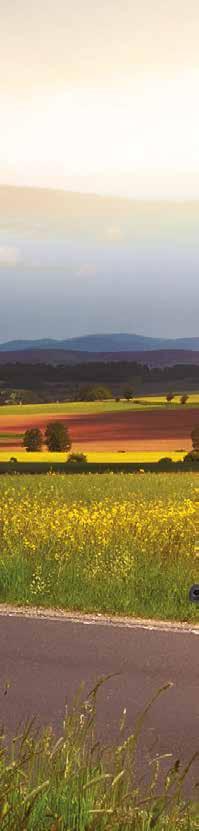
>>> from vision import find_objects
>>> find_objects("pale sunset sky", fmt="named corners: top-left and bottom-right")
top-left (0, 1), bottom-right (199, 341)
top-left (1, 0), bottom-right (199, 198)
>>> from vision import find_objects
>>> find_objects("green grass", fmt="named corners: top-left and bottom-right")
top-left (0, 678), bottom-right (198, 829)
top-left (1, 394), bottom-right (199, 416)
top-left (0, 472), bottom-right (198, 623)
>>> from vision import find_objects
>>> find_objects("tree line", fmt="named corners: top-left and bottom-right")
top-left (1, 360), bottom-right (199, 391)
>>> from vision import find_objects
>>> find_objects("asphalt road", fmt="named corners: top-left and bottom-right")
top-left (0, 614), bottom-right (198, 795)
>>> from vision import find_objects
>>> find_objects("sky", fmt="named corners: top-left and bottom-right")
top-left (0, 1), bottom-right (199, 341)
top-left (0, 189), bottom-right (199, 341)
top-left (1, 0), bottom-right (199, 198)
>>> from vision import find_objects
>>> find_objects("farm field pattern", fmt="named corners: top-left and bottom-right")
top-left (1, 399), bottom-right (199, 454)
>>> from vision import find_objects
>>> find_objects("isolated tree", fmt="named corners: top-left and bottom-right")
top-left (45, 421), bottom-right (72, 452)
top-left (166, 393), bottom-right (175, 402)
top-left (23, 427), bottom-right (43, 452)
top-left (123, 386), bottom-right (134, 401)
top-left (181, 394), bottom-right (189, 405)
top-left (191, 426), bottom-right (199, 452)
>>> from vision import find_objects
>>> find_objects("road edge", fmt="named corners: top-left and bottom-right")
top-left (0, 603), bottom-right (198, 634)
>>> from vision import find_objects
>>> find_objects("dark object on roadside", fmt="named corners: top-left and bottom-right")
top-left (189, 584), bottom-right (199, 602)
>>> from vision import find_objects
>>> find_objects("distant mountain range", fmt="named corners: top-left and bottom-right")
top-left (1, 334), bottom-right (199, 353)
top-left (0, 336), bottom-right (199, 369)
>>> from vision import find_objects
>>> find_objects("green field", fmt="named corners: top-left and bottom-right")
top-left (0, 392), bottom-right (199, 416)
top-left (0, 472), bottom-right (198, 623)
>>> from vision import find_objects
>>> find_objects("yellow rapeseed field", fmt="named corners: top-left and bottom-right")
top-left (0, 473), bottom-right (197, 618)
top-left (0, 450), bottom-right (186, 462)
top-left (0, 477), bottom-right (196, 578)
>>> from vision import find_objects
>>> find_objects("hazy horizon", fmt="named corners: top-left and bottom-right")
top-left (2, 181), bottom-right (199, 203)
top-left (1, 2), bottom-right (199, 339)
top-left (0, 186), bottom-right (199, 342)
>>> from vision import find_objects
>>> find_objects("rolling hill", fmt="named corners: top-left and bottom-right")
top-left (1, 334), bottom-right (199, 353)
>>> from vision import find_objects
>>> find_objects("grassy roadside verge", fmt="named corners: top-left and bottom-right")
top-left (0, 679), bottom-right (198, 829)
top-left (0, 555), bottom-right (197, 622)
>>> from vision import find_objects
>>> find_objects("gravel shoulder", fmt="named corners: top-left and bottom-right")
top-left (0, 602), bottom-right (198, 633)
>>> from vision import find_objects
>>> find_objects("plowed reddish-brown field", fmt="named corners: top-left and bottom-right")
top-left (1, 408), bottom-right (199, 451)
